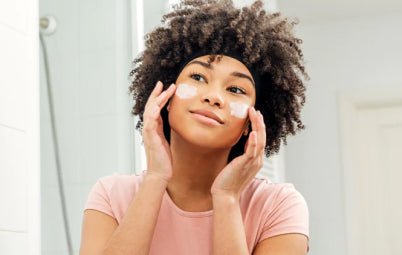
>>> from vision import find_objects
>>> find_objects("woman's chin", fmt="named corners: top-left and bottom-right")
top-left (183, 132), bottom-right (239, 150)
top-left (170, 124), bottom-right (242, 149)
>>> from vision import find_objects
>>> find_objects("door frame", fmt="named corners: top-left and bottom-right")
top-left (338, 87), bottom-right (402, 255)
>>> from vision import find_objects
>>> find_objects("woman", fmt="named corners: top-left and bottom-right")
top-left (80, 0), bottom-right (310, 254)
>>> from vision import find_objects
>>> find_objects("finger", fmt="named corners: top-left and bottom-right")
top-left (143, 105), bottom-right (160, 133)
top-left (252, 107), bottom-right (261, 136)
top-left (243, 107), bottom-right (259, 159)
top-left (155, 83), bottom-right (176, 107)
top-left (256, 111), bottom-right (266, 153)
top-left (252, 131), bottom-right (258, 158)
top-left (145, 83), bottom-right (174, 120)
top-left (244, 131), bottom-right (258, 160)
top-left (249, 107), bottom-right (258, 134)
top-left (149, 81), bottom-right (163, 100)
top-left (149, 84), bottom-right (175, 127)
top-left (259, 112), bottom-right (266, 145)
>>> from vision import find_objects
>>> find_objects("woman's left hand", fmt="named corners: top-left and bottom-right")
top-left (210, 106), bottom-right (266, 200)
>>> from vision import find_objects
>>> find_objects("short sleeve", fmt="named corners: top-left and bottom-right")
top-left (258, 185), bottom-right (310, 251)
top-left (83, 174), bottom-right (118, 219)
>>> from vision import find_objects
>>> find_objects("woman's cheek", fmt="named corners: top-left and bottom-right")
top-left (173, 83), bottom-right (250, 125)
top-left (229, 101), bottom-right (249, 119)
top-left (175, 83), bottom-right (198, 99)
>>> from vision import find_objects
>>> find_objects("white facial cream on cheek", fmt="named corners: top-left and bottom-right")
top-left (229, 102), bottom-right (250, 118)
top-left (175, 83), bottom-right (198, 99)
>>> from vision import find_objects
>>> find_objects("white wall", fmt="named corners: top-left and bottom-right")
top-left (282, 11), bottom-right (402, 255)
top-left (0, 0), bottom-right (41, 254)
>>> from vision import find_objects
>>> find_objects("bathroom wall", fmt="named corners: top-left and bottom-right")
top-left (39, 0), bottom-right (135, 254)
top-left (0, 0), bottom-right (40, 254)
top-left (278, 3), bottom-right (402, 254)
top-left (37, 0), bottom-right (296, 254)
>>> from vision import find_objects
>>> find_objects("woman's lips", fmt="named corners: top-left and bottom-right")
top-left (191, 112), bottom-right (222, 126)
top-left (190, 109), bottom-right (224, 124)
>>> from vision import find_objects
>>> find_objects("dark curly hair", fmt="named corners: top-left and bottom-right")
top-left (128, 0), bottom-right (310, 163)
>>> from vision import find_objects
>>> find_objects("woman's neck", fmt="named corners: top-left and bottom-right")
top-left (167, 130), bottom-right (231, 199)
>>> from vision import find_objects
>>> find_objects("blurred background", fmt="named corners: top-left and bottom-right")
top-left (1, 0), bottom-right (401, 254)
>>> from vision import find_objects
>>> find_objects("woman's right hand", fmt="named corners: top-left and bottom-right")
top-left (142, 80), bottom-right (176, 183)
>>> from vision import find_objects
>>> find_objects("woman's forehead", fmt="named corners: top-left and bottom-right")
top-left (185, 55), bottom-right (253, 76)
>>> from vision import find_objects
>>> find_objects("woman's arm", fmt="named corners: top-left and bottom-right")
top-left (212, 194), bottom-right (249, 255)
top-left (101, 173), bottom-right (168, 255)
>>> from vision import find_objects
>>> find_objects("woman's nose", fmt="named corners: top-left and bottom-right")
top-left (201, 88), bottom-right (225, 107)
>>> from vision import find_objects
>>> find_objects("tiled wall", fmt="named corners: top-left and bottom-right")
top-left (281, 9), bottom-right (402, 255)
top-left (38, 0), bottom-right (282, 254)
top-left (39, 0), bottom-right (136, 254)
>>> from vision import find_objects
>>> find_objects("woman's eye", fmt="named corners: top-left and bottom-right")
top-left (190, 72), bottom-right (245, 94)
top-left (190, 73), bottom-right (206, 82)
top-left (228, 86), bottom-right (246, 94)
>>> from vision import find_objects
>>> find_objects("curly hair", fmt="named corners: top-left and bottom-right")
top-left (128, 0), bottom-right (310, 163)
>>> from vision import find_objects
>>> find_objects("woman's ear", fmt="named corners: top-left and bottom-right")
top-left (243, 127), bottom-right (249, 136)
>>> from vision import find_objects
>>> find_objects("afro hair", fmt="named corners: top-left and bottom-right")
top-left (128, 0), bottom-right (310, 163)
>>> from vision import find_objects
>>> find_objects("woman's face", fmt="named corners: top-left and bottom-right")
top-left (167, 55), bottom-right (256, 149)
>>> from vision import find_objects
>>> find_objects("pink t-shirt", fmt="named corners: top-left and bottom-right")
top-left (84, 170), bottom-right (310, 254)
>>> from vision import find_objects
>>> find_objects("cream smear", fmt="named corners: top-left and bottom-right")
top-left (175, 83), bottom-right (198, 99)
top-left (229, 102), bottom-right (249, 118)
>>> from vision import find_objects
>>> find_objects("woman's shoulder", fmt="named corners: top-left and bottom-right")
top-left (84, 170), bottom-right (148, 223)
top-left (88, 170), bottom-right (147, 202)
top-left (243, 177), bottom-right (306, 208)
top-left (97, 169), bottom-right (147, 192)
top-left (248, 177), bottom-right (298, 195)
top-left (98, 169), bottom-right (147, 181)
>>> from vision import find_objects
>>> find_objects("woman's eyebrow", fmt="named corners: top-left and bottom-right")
top-left (187, 60), bottom-right (255, 87)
